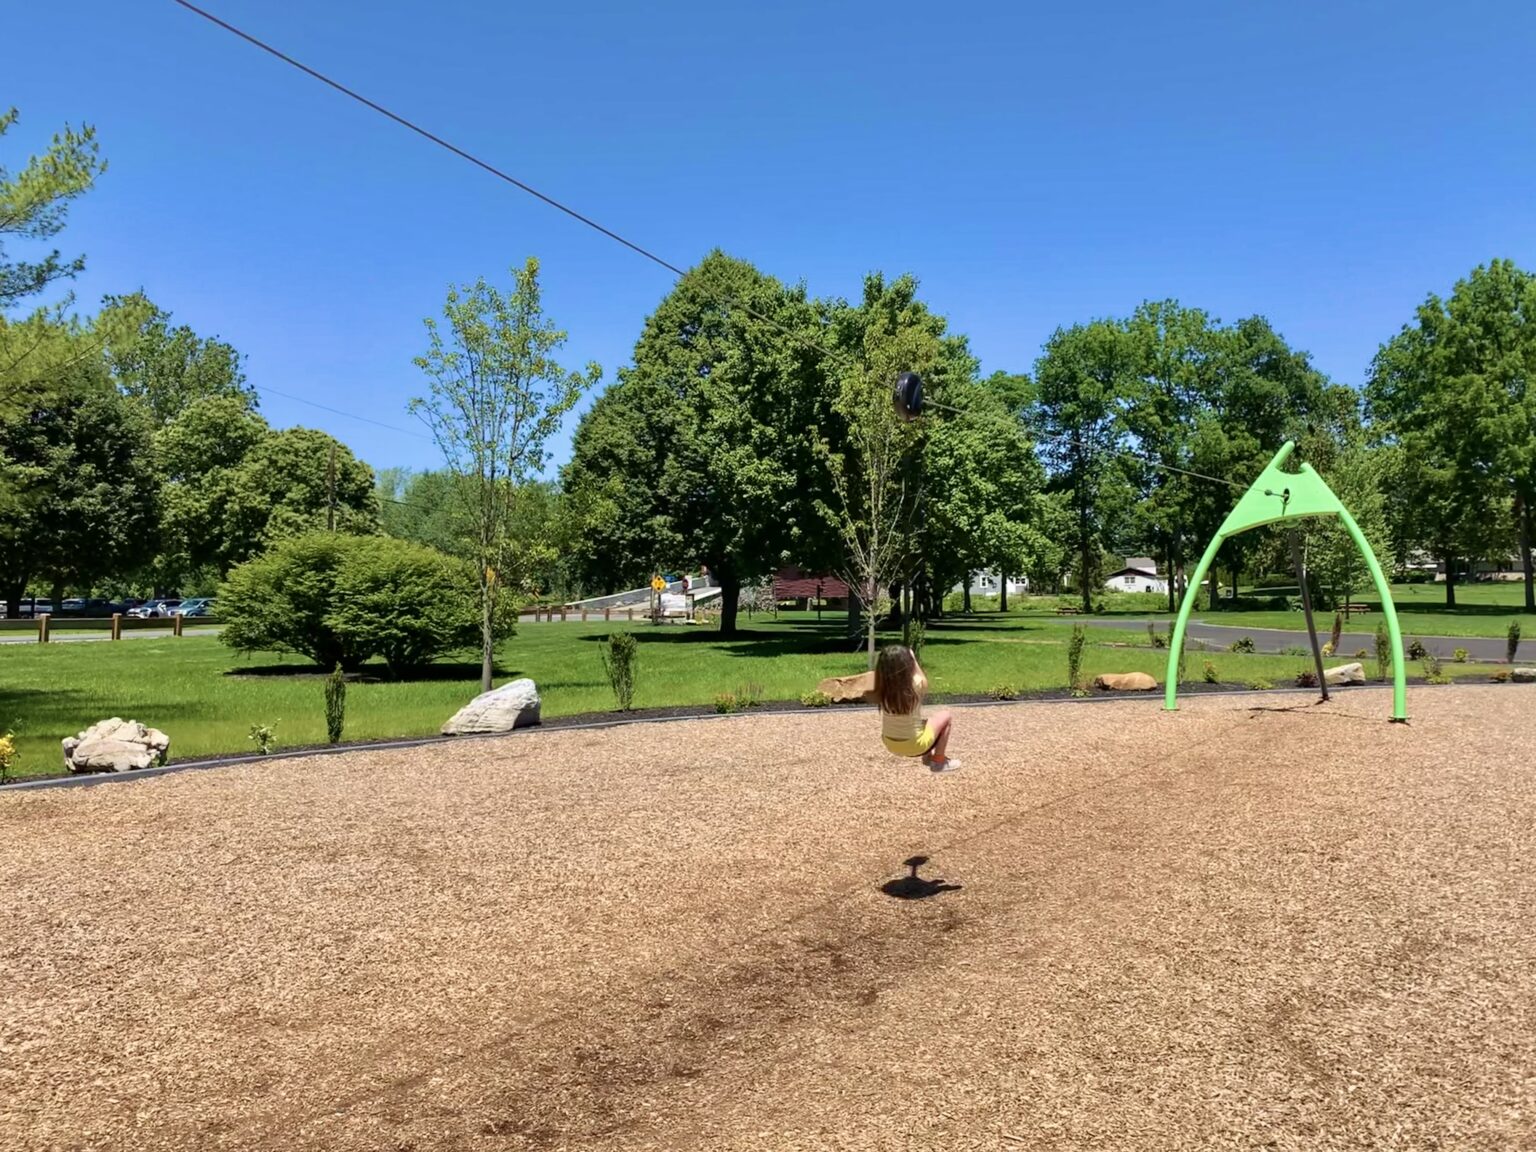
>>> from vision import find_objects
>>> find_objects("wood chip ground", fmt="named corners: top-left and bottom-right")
top-left (2, 687), bottom-right (1533, 1150)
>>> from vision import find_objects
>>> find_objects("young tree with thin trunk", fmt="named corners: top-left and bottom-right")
top-left (411, 258), bottom-right (599, 692)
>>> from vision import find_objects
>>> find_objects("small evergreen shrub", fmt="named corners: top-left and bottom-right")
top-left (800, 690), bottom-right (831, 707)
top-left (1229, 636), bottom-right (1256, 654)
top-left (1452, 647), bottom-right (1469, 664)
top-left (1246, 678), bottom-right (1275, 691)
top-left (324, 664), bottom-right (346, 745)
top-left (987, 682), bottom-right (1019, 701)
top-left (1406, 638), bottom-right (1428, 661)
top-left (1490, 669), bottom-right (1510, 683)
top-left (1068, 624), bottom-right (1086, 690)
top-left (601, 631), bottom-right (640, 711)
top-left (713, 693), bottom-right (741, 714)
top-left (0, 730), bottom-right (17, 784)
top-left (1295, 669), bottom-right (1319, 688)
top-left (1202, 660), bottom-right (1219, 684)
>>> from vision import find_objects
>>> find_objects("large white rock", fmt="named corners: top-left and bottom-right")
top-left (441, 679), bottom-right (542, 735)
top-left (1512, 667), bottom-right (1536, 683)
top-left (1324, 662), bottom-right (1367, 686)
top-left (63, 718), bottom-right (170, 773)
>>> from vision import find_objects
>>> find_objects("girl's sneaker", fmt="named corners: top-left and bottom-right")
top-left (928, 756), bottom-right (963, 773)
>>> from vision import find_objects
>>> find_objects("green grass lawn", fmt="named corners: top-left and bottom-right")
top-left (0, 613), bottom-right (1487, 780)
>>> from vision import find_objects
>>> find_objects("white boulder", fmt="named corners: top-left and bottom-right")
top-left (1512, 668), bottom-right (1536, 683)
top-left (63, 718), bottom-right (170, 773)
top-left (1324, 662), bottom-right (1367, 686)
top-left (441, 678), bottom-right (542, 735)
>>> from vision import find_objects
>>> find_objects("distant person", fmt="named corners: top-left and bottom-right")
top-left (873, 644), bottom-right (961, 772)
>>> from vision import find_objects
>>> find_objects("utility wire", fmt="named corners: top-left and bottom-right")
top-left (251, 384), bottom-right (434, 440)
top-left (169, 0), bottom-right (855, 375)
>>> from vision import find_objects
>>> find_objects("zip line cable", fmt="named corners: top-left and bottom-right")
top-left (169, 0), bottom-right (856, 378)
top-left (170, 1), bottom-right (1252, 496)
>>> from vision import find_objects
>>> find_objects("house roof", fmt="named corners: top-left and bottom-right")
top-left (1124, 557), bottom-right (1157, 574)
top-left (1107, 567), bottom-right (1165, 580)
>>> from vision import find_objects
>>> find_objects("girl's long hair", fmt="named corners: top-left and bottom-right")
top-left (874, 645), bottom-right (920, 715)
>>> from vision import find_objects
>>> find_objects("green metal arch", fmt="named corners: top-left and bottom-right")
top-left (1163, 441), bottom-right (1407, 721)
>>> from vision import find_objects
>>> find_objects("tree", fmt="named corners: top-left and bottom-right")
top-left (410, 257), bottom-right (599, 692)
top-left (232, 427), bottom-right (378, 548)
top-left (1032, 320), bottom-right (1136, 611)
top-left (1367, 260), bottom-right (1534, 609)
top-left (817, 273), bottom-right (969, 663)
top-left (107, 299), bottom-right (253, 423)
top-left (0, 363), bottom-right (158, 615)
top-left (0, 108), bottom-right (104, 313)
top-left (1304, 444), bottom-right (1392, 610)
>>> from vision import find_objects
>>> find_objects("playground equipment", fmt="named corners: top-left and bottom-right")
top-left (893, 373), bottom-right (1407, 722)
top-left (1162, 441), bottom-right (1407, 721)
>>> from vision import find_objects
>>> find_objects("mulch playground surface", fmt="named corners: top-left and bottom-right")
top-left (2, 686), bottom-right (1532, 1151)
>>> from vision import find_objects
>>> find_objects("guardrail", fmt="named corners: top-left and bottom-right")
top-left (0, 614), bottom-right (219, 642)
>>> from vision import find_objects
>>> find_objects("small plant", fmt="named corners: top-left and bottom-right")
top-left (1406, 638), bottom-right (1428, 661)
top-left (249, 723), bottom-right (276, 755)
top-left (987, 682), bottom-right (1020, 701)
top-left (1229, 636), bottom-right (1256, 654)
top-left (1321, 641), bottom-right (1335, 657)
top-left (713, 693), bottom-right (741, 714)
top-left (1145, 621), bottom-right (1157, 647)
top-left (1295, 669), bottom-right (1319, 688)
top-left (324, 664), bottom-right (347, 745)
top-left (1422, 653), bottom-right (1449, 684)
top-left (1452, 647), bottom-right (1469, 664)
top-left (1355, 648), bottom-right (1369, 659)
top-left (1375, 621), bottom-right (1391, 682)
top-left (1067, 623), bottom-right (1086, 691)
top-left (799, 690), bottom-right (831, 707)
top-left (736, 682), bottom-right (765, 708)
top-left (1202, 660), bottom-right (1219, 684)
top-left (1246, 678), bottom-right (1275, 691)
top-left (0, 730), bottom-right (17, 784)
top-left (1508, 621), bottom-right (1522, 664)
top-left (1490, 669), bottom-right (1511, 683)
top-left (601, 631), bottom-right (640, 712)
top-left (1281, 645), bottom-right (1308, 657)
top-left (904, 617), bottom-right (926, 659)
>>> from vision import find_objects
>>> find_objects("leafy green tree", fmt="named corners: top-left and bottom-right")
top-left (1304, 443), bottom-right (1392, 610)
top-left (564, 251), bottom-right (827, 635)
top-left (0, 107), bottom-right (104, 312)
top-left (411, 257), bottom-right (598, 691)
top-left (233, 426), bottom-right (378, 546)
top-left (1032, 319), bottom-right (1135, 611)
top-left (1367, 259), bottom-right (1534, 609)
top-left (107, 298), bottom-right (253, 423)
top-left (0, 365), bottom-right (158, 615)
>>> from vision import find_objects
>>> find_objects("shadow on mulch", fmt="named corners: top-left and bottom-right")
top-left (880, 855), bottom-right (962, 900)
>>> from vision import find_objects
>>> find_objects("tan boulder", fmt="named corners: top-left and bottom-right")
top-left (817, 671), bottom-right (877, 704)
top-left (1324, 662), bottom-right (1367, 686)
top-left (1093, 672), bottom-right (1157, 692)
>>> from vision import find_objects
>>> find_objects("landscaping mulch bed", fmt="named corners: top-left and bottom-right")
top-left (3, 685), bottom-right (1533, 1150)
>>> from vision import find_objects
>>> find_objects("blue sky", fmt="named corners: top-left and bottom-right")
top-left (9, 1), bottom-right (1536, 476)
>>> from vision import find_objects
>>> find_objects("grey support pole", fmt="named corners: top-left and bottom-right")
top-left (1288, 529), bottom-right (1329, 702)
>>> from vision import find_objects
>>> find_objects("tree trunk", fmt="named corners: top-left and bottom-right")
top-left (1080, 542), bottom-right (1093, 614)
top-left (717, 566), bottom-right (741, 637)
top-left (50, 578), bottom-right (66, 615)
top-left (1444, 554), bottom-right (1457, 608)
top-left (479, 577), bottom-right (495, 693)
top-left (1519, 493), bottom-right (1535, 613)
top-left (866, 577), bottom-right (878, 669)
top-left (962, 575), bottom-right (972, 615)
top-left (999, 573), bottom-right (1008, 613)
top-left (3, 580), bottom-right (25, 619)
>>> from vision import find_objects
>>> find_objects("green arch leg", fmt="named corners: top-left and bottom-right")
top-left (1164, 532), bottom-right (1225, 710)
top-left (1339, 507), bottom-right (1407, 721)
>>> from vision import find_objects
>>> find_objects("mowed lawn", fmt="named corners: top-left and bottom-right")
top-left (1180, 580), bottom-right (1533, 638)
top-left (0, 612), bottom-right (1490, 779)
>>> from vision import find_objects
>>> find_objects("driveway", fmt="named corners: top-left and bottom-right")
top-left (1082, 618), bottom-right (1515, 662)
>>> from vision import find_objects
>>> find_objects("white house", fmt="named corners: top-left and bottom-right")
top-left (1105, 557), bottom-right (1168, 595)
top-left (955, 571), bottom-right (1030, 598)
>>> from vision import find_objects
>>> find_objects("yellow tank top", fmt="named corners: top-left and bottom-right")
top-left (879, 670), bottom-right (926, 740)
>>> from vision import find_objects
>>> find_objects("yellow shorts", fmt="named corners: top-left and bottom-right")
top-left (882, 724), bottom-right (937, 758)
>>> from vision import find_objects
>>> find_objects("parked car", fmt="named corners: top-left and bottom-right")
top-left (58, 598), bottom-right (115, 617)
top-left (172, 597), bottom-right (217, 618)
top-left (128, 599), bottom-right (182, 618)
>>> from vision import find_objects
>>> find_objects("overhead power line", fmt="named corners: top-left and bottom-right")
top-left (252, 384), bottom-right (434, 440)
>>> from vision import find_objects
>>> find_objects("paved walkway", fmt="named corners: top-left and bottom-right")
top-left (1081, 618), bottom-right (1515, 662)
